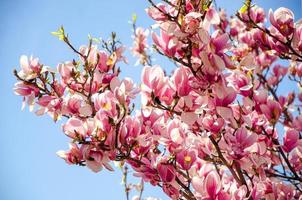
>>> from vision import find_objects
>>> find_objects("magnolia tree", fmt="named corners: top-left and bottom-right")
top-left (13, 0), bottom-right (302, 199)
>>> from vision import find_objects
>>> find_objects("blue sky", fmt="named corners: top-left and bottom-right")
top-left (0, 0), bottom-right (301, 200)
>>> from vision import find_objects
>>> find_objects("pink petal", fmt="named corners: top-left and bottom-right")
top-left (205, 171), bottom-right (220, 196)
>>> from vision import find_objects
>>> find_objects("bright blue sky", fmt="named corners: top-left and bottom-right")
top-left (0, 1), bottom-right (300, 200)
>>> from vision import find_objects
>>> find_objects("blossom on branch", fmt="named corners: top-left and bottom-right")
top-left (13, 0), bottom-right (302, 199)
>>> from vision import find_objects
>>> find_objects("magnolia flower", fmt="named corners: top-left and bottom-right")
top-left (119, 116), bottom-right (141, 145)
top-left (182, 12), bottom-right (201, 34)
top-left (141, 65), bottom-right (165, 99)
top-left (14, 82), bottom-right (39, 97)
top-left (131, 27), bottom-right (149, 57)
top-left (81, 145), bottom-right (114, 172)
top-left (269, 7), bottom-right (294, 36)
top-left (57, 61), bottom-right (74, 82)
top-left (152, 30), bottom-right (178, 57)
top-left (13, 3), bottom-right (302, 199)
top-left (192, 171), bottom-right (222, 198)
top-left (260, 99), bottom-right (282, 124)
top-left (225, 127), bottom-right (258, 159)
top-left (176, 150), bottom-right (196, 170)
top-left (283, 129), bottom-right (299, 152)
top-left (250, 6), bottom-right (265, 23)
top-left (157, 163), bottom-right (175, 183)
top-left (171, 66), bottom-right (191, 96)
top-left (14, 82), bottom-right (40, 111)
top-left (294, 62), bottom-right (302, 77)
top-left (293, 24), bottom-right (302, 51)
top-left (146, 3), bottom-right (167, 21)
top-left (79, 45), bottom-right (99, 65)
top-left (200, 51), bottom-right (226, 75)
top-left (212, 82), bottom-right (237, 106)
top-left (201, 114), bottom-right (224, 133)
top-left (56, 143), bottom-right (83, 165)
top-left (62, 117), bottom-right (89, 140)
top-left (93, 90), bottom-right (118, 117)
top-left (18, 55), bottom-right (41, 80)
top-left (203, 7), bottom-right (220, 31)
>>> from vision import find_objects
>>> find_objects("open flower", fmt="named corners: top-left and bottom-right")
top-left (62, 117), bottom-right (89, 140)
top-left (201, 114), bottom-right (224, 134)
top-left (157, 163), bottom-right (175, 183)
top-left (152, 30), bottom-right (178, 57)
top-left (17, 55), bottom-right (41, 80)
top-left (131, 27), bottom-right (149, 59)
top-left (171, 66), bottom-right (191, 96)
top-left (141, 65), bottom-right (166, 105)
top-left (269, 7), bottom-right (294, 36)
top-left (56, 143), bottom-right (83, 165)
top-left (81, 145), bottom-right (114, 172)
top-left (260, 98), bottom-right (282, 124)
top-left (283, 129), bottom-right (299, 152)
top-left (176, 150), bottom-right (196, 170)
top-left (182, 12), bottom-right (201, 34)
top-left (225, 127), bottom-right (258, 159)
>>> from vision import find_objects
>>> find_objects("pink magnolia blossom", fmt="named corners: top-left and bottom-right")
top-left (13, 2), bottom-right (302, 199)
top-left (182, 12), bottom-right (201, 34)
top-left (289, 147), bottom-right (302, 171)
top-left (14, 82), bottom-right (39, 97)
top-left (250, 6), bottom-right (266, 23)
top-left (56, 143), bottom-right (83, 165)
top-left (200, 51), bottom-right (226, 75)
top-left (269, 7), bottom-right (294, 36)
top-left (171, 66), bottom-right (191, 96)
top-left (131, 27), bottom-right (149, 63)
top-left (223, 127), bottom-right (257, 159)
top-left (176, 150), bottom-right (196, 170)
top-left (93, 90), bottom-right (118, 117)
top-left (192, 170), bottom-right (222, 198)
top-left (260, 98), bottom-right (282, 124)
top-left (283, 129), bottom-right (299, 152)
top-left (152, 30), bottom-right (178, 57)
top-left (253, 89), bottom-right (268, 104)
top-left (95, 110), bottom-right (115, 139)
top-left (146, 3), bottom-right (167, 21)
top-left (294, 62), bottom-right (302, 77)
top-left (57, 61), bottom-right (74, 83)
top-left (204, 171), bottom-right (221, 198)
top-left (120, 116), bottom-right (141, 145)
top-left (36, 95), bottom-right (63, 116)
top-left (226, 71), bottom-right (253, 96)
top-left (157, 163), bottom-right (175, 183)
top-left (110, 77), bottom-right (139, 105)
top-left (14, 82), bottom-right (40, 111)
top-left (80, 45), bottom-right (99, 65)
top-left (162, 184), bottom-right (179, 199)
top-left (81, 145), bottom-right (114, 172)
top-left (201, 114), bottom-right (224, 134)
top-left (157, 80), bottom-right (175, 105)
top-left (203, 7), bottom-right (220, 31)
top-left (141, 66), bottom-right (166, 105)
top-left (293, 24), bottom-right (302, 51)
top-left (97, 51), bottom-right (110, 72)
top-left (17, 55), bottom-right (41, 80)
top-left (212, 82), bottom-right (236, 106)
top-left (210, 31), bottom-right (230, 54)
top-left (63, 117), bottom-right (89, 140)
top-left (114, 46), bottom-right (128, 63)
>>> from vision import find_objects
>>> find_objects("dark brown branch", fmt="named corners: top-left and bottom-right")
top-left (209, 135), bottom-right (242, 185)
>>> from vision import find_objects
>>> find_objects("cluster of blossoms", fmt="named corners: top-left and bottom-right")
top-left (14, 0), bottom-right (302, 199)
